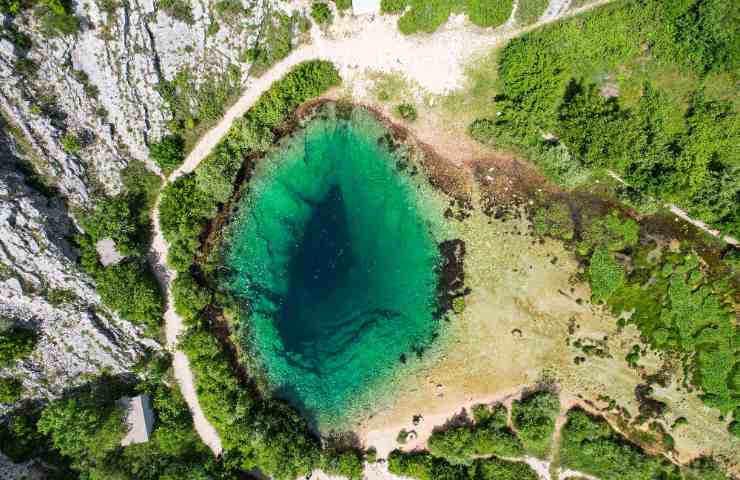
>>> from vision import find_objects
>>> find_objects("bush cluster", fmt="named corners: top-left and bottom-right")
top-left (388, 449), bottom-right (537, 480)
top-left (532, 200), bottom-right (574, 240)
top-left (21, 359), bottom-right (234, 479)
top-left (561, 408), bottom-right (728, 480)
top-left (0, 0), bottom-right (79, 36)
top-left (149, 134), bottom-right (185, 174)
top-left (311, 2), bottom-right (332, 25)
top-left (60, 132), bottom-right (82, 154)
top-left (0, 377), bottom-right (23, 404)
top-left (158, 0), bottom-right (193, 24)
top-left (332, 0), bottom-right (351, 11)
top-left (0, 326), bottom-right (37, 365)
top-left (244, 12), bottom-right (303, 77)
top-left (427, 404), bottom-right (523, 464)
top-left (77, 161), bottom-right (164, 336)
top-left (510, 390), bottom-right (559, 458)
top-left (515, 0), bottom-right (548, 25)
top-left (156, 65), bottom-right (242, 151)
top-left (395, 102), bottom-right (418, 121)
top-left (530, 195), bottom-right (739, 418)
top-left (470, 0), bottom-right (740, 237)
top-left (383, 0), bottom-right (514, 34)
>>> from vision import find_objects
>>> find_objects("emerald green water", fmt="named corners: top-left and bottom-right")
top-left (222, 107), bottom-right (441, 427)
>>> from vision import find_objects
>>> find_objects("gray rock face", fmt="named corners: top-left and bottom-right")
top-left (0, 119), bottom-right (157, 412)
top-left (0, 0), bottom-right (270, 205)
top-left (0, 0), bottom-right (302, 411)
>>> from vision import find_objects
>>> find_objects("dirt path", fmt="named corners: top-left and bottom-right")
top-left (147, 0), bottom-right (633, 464)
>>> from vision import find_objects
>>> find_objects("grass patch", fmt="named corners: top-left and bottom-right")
top-left (369, 70), bottom-right (414, 102)
top-left (382, 0), bottom-right (513, 34)
top-left (516, 0), bottom-right (548, 25)
top-left (441, 49), bottom-right (499, 121)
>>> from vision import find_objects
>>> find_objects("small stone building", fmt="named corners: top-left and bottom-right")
top-left (119, 394), bottom-right (154, 446)
top-left (352, 0), bottom-right (381, 15)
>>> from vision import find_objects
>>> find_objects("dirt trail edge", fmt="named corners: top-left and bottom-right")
top-left (148, 0), bottom-right (624, 460)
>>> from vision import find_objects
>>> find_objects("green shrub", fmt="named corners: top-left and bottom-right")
top-left (395, 102), bottom-right (418, 121)
top-left (38, 389), bottom-right (126, 471)
top-left (150, 134), bottom-right (185, 174)
top-left (381, 0), bottom-right (408, 14)
top-left (465, 0), bottom-right (513, 27)
top-left (511, 390), bottom-right (559, 458)
top-left (319, 448), bottom-right (364, 479)
top-left (397, 0), bottom-right (453, 35)
top-left (182, 328), bottom-right (322, 479)
top-left (388, 450), bottom-right (468, 480)
top-left (577, 212), bottom-right (639, 256)
top-left (172, 271), bottom-right (212, 322)
top-left (94, 261), bottom-right (163, 333)
top-left (390, 0), bottom-right (512, 34)
top-left (214, 0), bottom-right (244, 22)
top-left (474, 457), bottom-right (538, 480)
top-left (246, 60), bottom-right (341, 129)
top-left (557, 80), bottom-right (625, 168)
top-left (158, 0), bottom-right (193, 24)
top-left (667, 0), bottom-right (740, 74)
top-left (311, 2), bottom-right (332, 25)
top-left (451, 296), bottom-right (466, 314)
top-left (0, 0), bottom-right (23, 14)
top-left (247, 12), bottom-right (298, 77)
top-left (332, 0), bottom-right (351, 11)
top-left (37, 0), bottom-right (80, 36)
top-left (0, 327), bottom-right (37, 365)
top-left (0, 377), bottom-right (23, 403)
top-left (60, 132), bottom-right (82, 154)
top-left (0, 412), bottom-right (47, 462)
top-left (80, 196), bottom-right (139, 256)
top-left (387, 449), bottom-right (538, 480)
top-left (588, 246), bottom-right (625, 304)
top-left (428, 404), bottom-right (523, 464)
top-left (195, 144), bottom-right (244, 204)
top-left (516, 0), bottom-right (548, 24)
top-left (120, 160), bottom-right (162, 232)
top-left (159, 174), bottom-right (213, 244)
top-left (560, 408), bottom-right (683, 480)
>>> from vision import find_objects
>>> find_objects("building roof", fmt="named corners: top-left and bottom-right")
top-left (352, 0), bottom-right (380, 15)
top-left (119, 394), bottom-right (154, 446)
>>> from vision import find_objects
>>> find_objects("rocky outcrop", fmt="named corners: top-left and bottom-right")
top-left (0, 118), bottom-right (157, 411)
top-left (0, 0), bottom-right (271, 205)
top-left (0, 0), bottom-right (300, 410)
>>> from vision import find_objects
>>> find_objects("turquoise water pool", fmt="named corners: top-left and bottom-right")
top-left (222, 106), bottom-right (441, 427)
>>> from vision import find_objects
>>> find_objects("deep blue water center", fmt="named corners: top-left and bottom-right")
top-left (222, 107), bottom-right (441, 427)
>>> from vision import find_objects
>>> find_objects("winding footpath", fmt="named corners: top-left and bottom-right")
top-left (144, 0), bottom-right (735, 467)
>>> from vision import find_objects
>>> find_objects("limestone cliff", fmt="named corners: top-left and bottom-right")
top-left (0, 0), bottom-right (303, 410)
